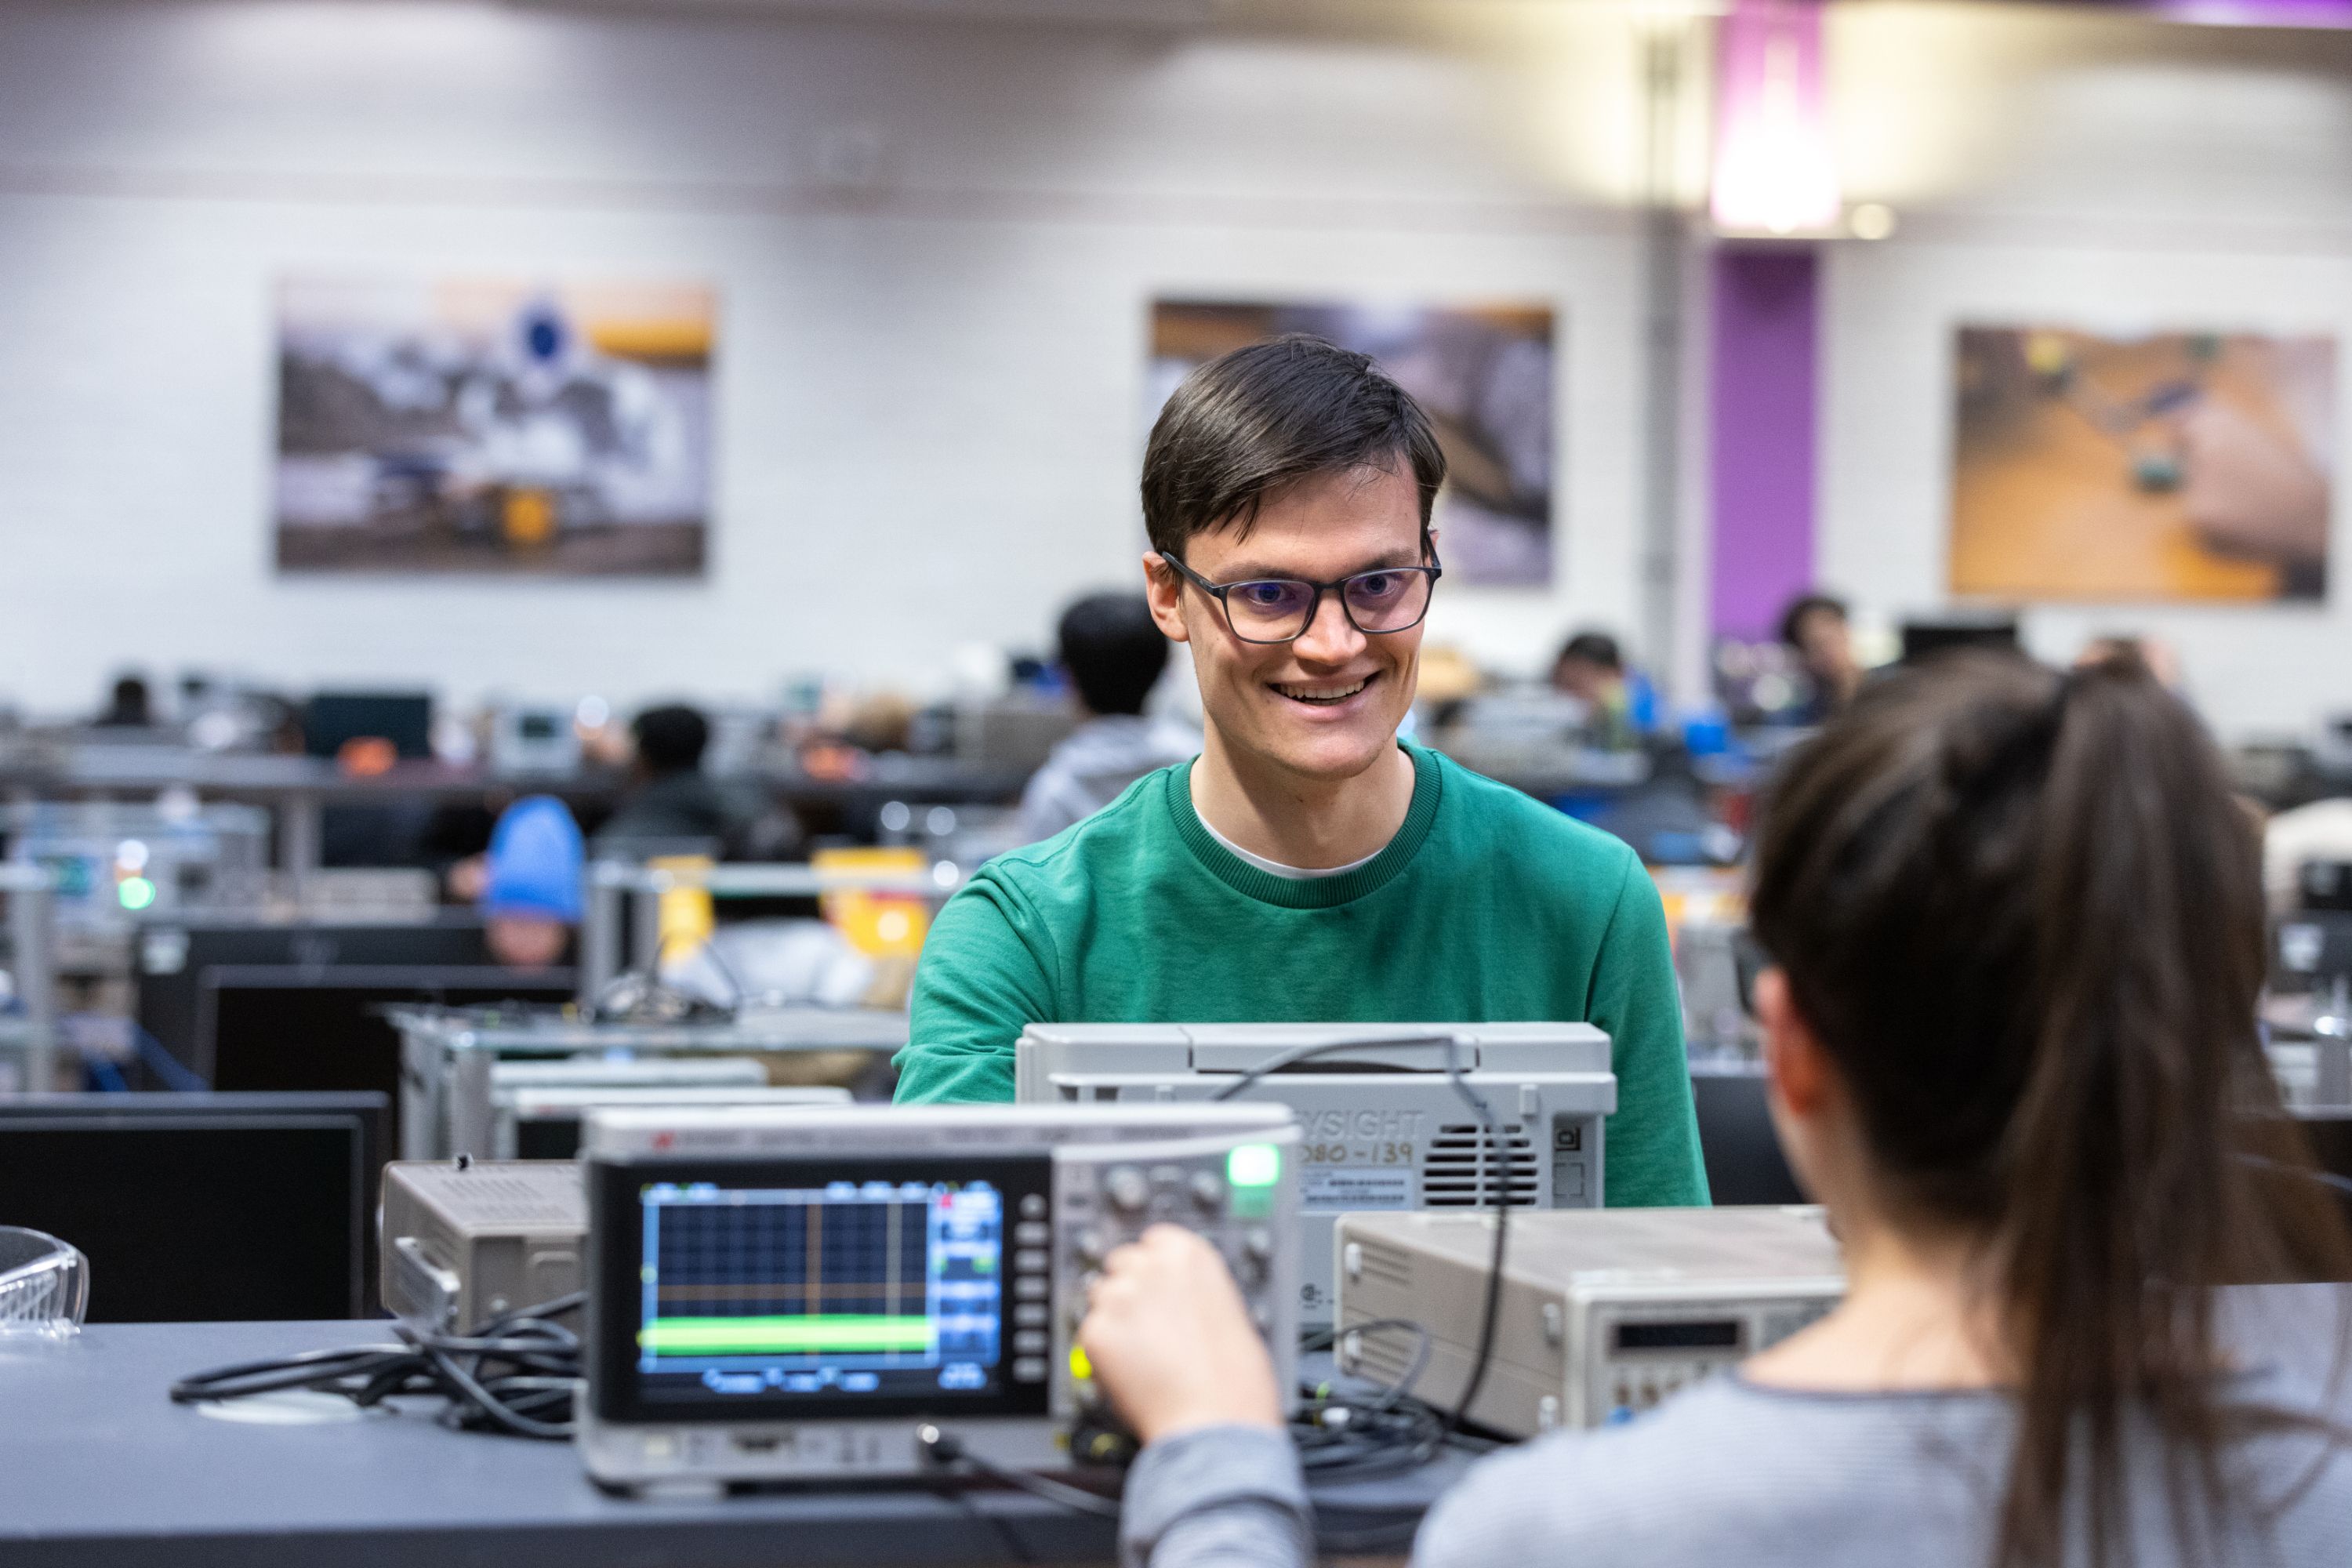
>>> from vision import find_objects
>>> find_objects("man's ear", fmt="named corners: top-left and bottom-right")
top-left (1142, 552), bottom-right (1191, 644)
top-left (1755, 967), bottom-right (1831, 1120)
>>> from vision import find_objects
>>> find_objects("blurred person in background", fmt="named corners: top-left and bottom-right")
top-left (478, 795), bottom-right (582, 969)
top-left (1016, 592), bottom-right (1200, 844)
top-left (1779, 592), bottom-right (1862, 724)
top-left (1549, 630), bottom-right (1647, 752)
top-left (597, 703), bottom-right (735, 849)
top-left (94, 673), bottom-right (152, 728)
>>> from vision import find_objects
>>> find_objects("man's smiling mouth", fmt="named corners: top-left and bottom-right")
top-left (1271, 676), bottom-right (1372, 706)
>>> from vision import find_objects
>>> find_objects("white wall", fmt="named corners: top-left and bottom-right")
top-left (0, 0), bottom-right (1659, 717)
top-left (1819, 4), bottom-right (2352, 739)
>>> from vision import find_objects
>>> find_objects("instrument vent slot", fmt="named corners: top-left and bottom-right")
top-left (1421, 1123), bottom-right (1540, 1207)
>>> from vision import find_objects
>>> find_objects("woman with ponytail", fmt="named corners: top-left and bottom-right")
top-left (1077, 649), bottom-right (2352, 1568)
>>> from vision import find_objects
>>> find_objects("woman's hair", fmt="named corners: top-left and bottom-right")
top-left (1748, 649), bottom-right (2351, 1568)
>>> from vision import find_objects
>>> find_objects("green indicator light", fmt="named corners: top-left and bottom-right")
top-left (1228, 1142), bottom-right (1281, 1189)
top-left (118, 877), bottom-right (157, 912)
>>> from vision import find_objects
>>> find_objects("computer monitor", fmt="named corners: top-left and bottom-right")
top-left (0, 1092), bottom-right (384, 1322)
top-left (1689, 1063), bottom-right (1806, 1207)
top-left (2297, 1111), bottom-right (2352, 1190)
top-left (135, 916), bottom-right (498, 1076)
top-left (303, 691), bottom-right (434, 760)
top-left (198, 964), bottom-right (578, 1156)
top-left (1900, 619), bottom-right (2020, 665)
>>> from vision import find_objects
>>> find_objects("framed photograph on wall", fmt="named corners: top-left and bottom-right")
top-left (1949, 325), bottom-right (2335, 603)
top-left (1149, 299), bottom-right (1559, 587)
top-left (274, 278), bottom-right (715, 576)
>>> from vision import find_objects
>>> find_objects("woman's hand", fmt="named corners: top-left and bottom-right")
top-left (1075, 1225), bottom-right (1285, 1446)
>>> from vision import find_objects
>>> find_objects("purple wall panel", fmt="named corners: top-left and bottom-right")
top-left (1709, 247), bottom-right (1820, 642)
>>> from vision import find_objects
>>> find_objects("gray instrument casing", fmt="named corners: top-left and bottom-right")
top-left (577, 1102), bottom-right (1301, 1490)
top-left (1334, 1207), bottom-right (1843, 1436)
top-left (1016, 1023), bottom-right (1616, 1325)
top-left (379, 1160), bottom-right (586, 1331)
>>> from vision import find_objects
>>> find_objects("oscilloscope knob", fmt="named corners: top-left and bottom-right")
top-left (1103, 1165), bottom-right (1149, 1214)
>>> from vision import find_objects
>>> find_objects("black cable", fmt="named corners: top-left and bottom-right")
top-left (586, 969), bottom-right (735, 1025)
top-left (1207, 1033), bottom-right (1465, 1103)
top-left (923, 1468), bottom-right (1038, 1566)
top-left (915, 1425), bottom-right (1123, 1518)
top-left (170, 1292), bottom-right (586, 1439)
top-left (1301, 1316), bottom-right (1431, 1415)
top-left (922, 1417), bottom-right (1448, 1559)
top-left (1208, 1032), bottom-right (1513, 1436)
top-left (1446, 1083), bottom-right (1511, 1436)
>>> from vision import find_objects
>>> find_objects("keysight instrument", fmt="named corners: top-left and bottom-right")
top-left (1334, 1206), bottom-right (1842, 1436)
top-left (1016, 1022), bottom-right (1614, 1325)
top-left (577, 1102), bottom-right (1301, 1490)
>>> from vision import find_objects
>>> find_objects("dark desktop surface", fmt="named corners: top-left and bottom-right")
top-left (0, 1094), bottom-right (382, 1323)
top-left (0, 1326), bottom-right (1463, 1568)
top-left (8, 1295), bottom-right (2345, 1568)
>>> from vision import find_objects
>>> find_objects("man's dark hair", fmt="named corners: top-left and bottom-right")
top-left (1058, 593), bottom-right (1168, 717)
top-left (1555, 631), bottom-right (1623, 673)
top-left (1777, 592), bottom-right (1849, 649)
top-left (632, 704), bottom-right (710, 775)
top-left (1141, 334), bottom-right (1447, 561)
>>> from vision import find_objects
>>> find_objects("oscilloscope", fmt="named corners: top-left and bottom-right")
top-left (577, 1102), bottom-right (1301, 1490)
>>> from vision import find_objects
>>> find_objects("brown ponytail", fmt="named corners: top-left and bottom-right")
top-left (1748, 650), bottom-right (2351, 1568)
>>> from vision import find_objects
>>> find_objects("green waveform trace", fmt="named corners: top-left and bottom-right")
top-left (641, 1314), bottom-right (936, 1356)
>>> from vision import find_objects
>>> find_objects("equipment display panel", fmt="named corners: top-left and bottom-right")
top-left (591, 1155), bottom-right (1052, 1424)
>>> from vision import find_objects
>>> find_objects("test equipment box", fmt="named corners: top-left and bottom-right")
top-left (577, 1102), bottom-right (1301, 1489)
top-left (1016, 1022), bottom-right (1615, 1325)
top-left (1333, 1206), bottom-right (1843, 1436)
top-left (381, 1159), bottom-right (587, 1332)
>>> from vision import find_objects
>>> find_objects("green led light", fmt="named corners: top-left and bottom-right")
top-left (117, 876), bottom-right (157, 912)
top-left (1228, 1142), bottom-right (1281, 1189)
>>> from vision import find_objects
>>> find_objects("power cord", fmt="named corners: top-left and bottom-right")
top-left (169, 1292), bottom-right (585, 1439)
top-left (917, 1416), bottom-right (1461, 1559)
top-left (915, 1424), bottom-right (1123, 1517)
top-left (1209, 1032), bottom-right (1514, 1435)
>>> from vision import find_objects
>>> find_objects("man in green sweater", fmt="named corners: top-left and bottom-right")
top-left (896, 335), bottom-right (1708, 1208)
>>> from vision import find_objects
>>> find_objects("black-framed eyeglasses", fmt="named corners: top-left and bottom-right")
top-left (1160, 553), bottom-right (1443, 645)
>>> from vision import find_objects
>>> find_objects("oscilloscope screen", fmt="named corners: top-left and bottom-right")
top-left (597, 1154), bottom-right (1054, 1419)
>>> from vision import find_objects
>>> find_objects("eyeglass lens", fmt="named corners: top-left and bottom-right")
top-left (1223, 569), bottom-right (1432, 642)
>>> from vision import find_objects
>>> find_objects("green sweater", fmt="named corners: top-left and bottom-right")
top-left (895, 744), bottom-right (1709, 1207)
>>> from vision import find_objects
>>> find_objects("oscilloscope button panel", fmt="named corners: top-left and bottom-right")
top-left (1046, 1150), bottom-right (1294, 1424)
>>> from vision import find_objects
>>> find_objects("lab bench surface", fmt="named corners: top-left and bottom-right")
top-left (0, 1319), bottom-right (1457, 1568)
